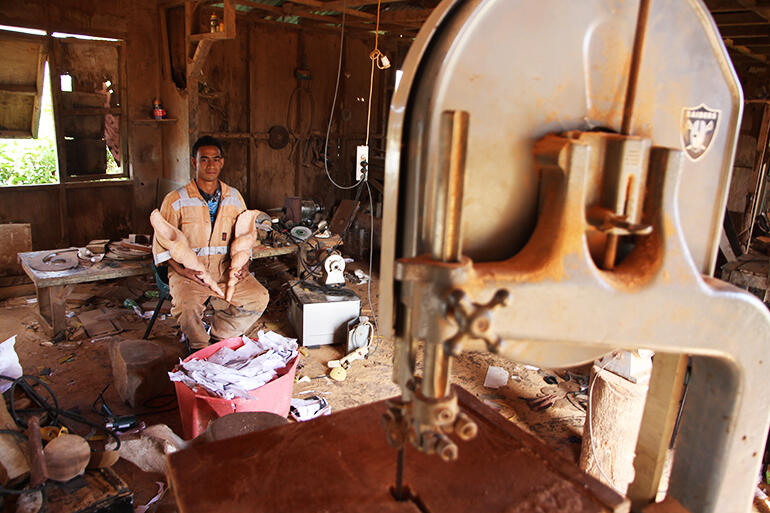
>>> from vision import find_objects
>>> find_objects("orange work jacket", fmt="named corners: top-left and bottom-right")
top-left (152, 180), bottom-right (247, 278)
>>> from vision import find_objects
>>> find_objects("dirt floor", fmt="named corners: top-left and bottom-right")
top-left (0, 254), bottom-right (592, 512)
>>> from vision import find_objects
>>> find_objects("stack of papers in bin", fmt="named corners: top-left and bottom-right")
top-left (168, 331), bottom-right (298, 400)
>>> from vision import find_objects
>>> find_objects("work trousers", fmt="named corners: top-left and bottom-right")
top-left (169, 269), bottom-right (269, 349)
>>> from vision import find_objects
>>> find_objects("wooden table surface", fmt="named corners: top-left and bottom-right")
top-left (17, 249), bottom-right (151, 337)
top-left (18, 249), bottom-right (151, 288)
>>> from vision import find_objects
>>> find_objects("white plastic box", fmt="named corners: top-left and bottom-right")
top-left (287, 283), bottom-right (360, 347)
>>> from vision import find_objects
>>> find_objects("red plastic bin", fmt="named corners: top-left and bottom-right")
top-left (173, 336), bottom-right (299, 439)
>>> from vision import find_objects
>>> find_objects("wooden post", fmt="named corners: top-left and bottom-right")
top-left (627, 354), bottom-right (689, 509)
top-left (580, 361), bottom-right (650, 494)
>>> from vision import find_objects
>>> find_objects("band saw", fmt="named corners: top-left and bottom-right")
top-left (166, 1), bottom-right (770, 512)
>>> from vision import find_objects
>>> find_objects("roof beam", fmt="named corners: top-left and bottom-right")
top-left (287, 0), bottom-right (376, 19)
top-left (737, 0), bottom-right (770, 23)
top-left (323, 0), bottom-right (408, 9)
top-left (719, 24), bottom-right (770, 37)
top-left (724, 37), bottom-right (769, 63)
top-left (379, 7), bottom-right (432, 24)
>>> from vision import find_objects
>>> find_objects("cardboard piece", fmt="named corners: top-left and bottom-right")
top-left (77, 307), bottom-right (122, 337)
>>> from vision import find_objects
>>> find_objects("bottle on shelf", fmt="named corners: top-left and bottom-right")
top-left (152, 99), bottom-right (167, 120)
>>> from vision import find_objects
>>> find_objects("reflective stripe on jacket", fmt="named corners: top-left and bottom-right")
top-left (152, 180), bottom-right (247, 277)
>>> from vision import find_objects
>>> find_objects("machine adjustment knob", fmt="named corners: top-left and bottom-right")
top-left (434, 433), bottom-right (458, 462)
top-left (445, 288), bottom-right (510, 355)
top-left (453, 412), bottom-right (478, 441)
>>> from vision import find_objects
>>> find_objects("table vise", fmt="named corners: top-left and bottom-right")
top-left (379, 1), bottom-right (770, 512)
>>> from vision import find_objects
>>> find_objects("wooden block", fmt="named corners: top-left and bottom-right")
top-left (109, 339), bottom-right (176, 408)
top-left (580, 363), bottom-right (648, 494)
top-left (43, 434), bottom-right (90, 482)
top-left (86, 240), bottom-right (110, 254)
top-left (0, 397), bottom-right (30, 485)
top-left (117, 240), bottom-right (152, 253)
top-left (194, 412), bottom-right (288, 445)
top-left (0, 223), bottom-right (31, 276)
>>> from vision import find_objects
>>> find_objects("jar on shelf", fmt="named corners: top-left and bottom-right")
top-left (152, 99), bottom-right (167, 120)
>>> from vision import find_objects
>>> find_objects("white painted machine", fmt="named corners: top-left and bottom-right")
top-left (379, 1), bottom-right (770, 512)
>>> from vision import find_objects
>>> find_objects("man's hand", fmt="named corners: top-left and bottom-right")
top-left (168, 260), bottom-right (206, 285)
top-left (234, 262), bottom-right (250, 280)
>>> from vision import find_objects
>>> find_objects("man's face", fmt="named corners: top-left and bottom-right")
top-left (193, 145), bottom-right (224, 184)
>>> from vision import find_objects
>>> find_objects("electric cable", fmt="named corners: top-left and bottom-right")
top-left (1, 374), bottom-right (120, 450)
top-left (364, 179), bottom-right (381, 355)
top-left (587, 353), bottom-right (622, 495)
top-left (318, 0), bottom-right (383, 355)
top-left (324, 0), bottom-right (363, 190)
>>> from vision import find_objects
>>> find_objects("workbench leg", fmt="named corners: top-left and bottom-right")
top-left (627, 353), bottom-right (689, 510)
top-left (35, 285), bottom-right (70, 338)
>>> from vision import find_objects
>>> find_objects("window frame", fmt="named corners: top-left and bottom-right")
top-left (49, 35), bottom-right (129, 183)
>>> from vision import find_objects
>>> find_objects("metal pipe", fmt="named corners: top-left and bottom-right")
top-left (621, 0), bottom-right (651, 135)
top-left (431, 110), bottom-right (469, 262)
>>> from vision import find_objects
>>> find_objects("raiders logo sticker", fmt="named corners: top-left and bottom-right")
top-left (681, 104), bottom-right (720, 161)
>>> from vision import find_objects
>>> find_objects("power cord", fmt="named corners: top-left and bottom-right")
top-left (324, 0), bottom-right (362, 190)
top-left (0, 374), bottom-right (122, 498)
top-left (320, 0), bottom-right (383, 355)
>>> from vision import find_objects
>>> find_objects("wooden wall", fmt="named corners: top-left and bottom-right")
top-left (0, 0), bottom-right (162, 249)
top-left (161, 11), bottom-right (396, 215)
top-left (0, 1), bottom-right (398, 250)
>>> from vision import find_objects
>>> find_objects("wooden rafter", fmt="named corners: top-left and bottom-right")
top-left (287, 0), bottom-right (376, 19)
top-left (724, 37), bottom-right (769, 64)
top-left (323, 0), bottom-right (408, 8)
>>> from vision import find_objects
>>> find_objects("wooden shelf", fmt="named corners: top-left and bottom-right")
top-left (131, 118), bottom-right (178, 125)
top-left (190, 31), bottom-right (232, 42)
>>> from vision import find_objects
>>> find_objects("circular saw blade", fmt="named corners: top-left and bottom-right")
top-left (290, 226), bottom-right (313, 241)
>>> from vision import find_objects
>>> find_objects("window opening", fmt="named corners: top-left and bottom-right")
top-left (0, 61), bottom-right (59, 186)
top-left (60, 74), bottom-right (72, 92)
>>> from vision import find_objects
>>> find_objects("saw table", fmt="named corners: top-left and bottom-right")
top-left (166, 386), bottom-right (626, 513)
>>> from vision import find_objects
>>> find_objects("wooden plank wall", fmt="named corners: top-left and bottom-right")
top-left (178, 14), bottom-right (396, 214)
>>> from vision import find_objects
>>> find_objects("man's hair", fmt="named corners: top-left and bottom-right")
top-left (191, 136), bottom-right (224, 158)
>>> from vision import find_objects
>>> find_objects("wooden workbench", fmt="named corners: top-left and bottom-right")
top-left (17, 250), bottom-right (151, 337)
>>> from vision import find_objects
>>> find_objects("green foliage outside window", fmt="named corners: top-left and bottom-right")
top-left (0, 137), bottom-right (58, 186)
top-left (0, 62), bottom-right (59, 186)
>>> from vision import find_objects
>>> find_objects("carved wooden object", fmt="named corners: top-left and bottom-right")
top-left (227, 210), bottom-right (258, 302)
top-left (150, 209), bottom-right (224, 297)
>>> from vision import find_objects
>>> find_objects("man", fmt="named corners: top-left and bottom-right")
top-left (152, 135), bottom-right (269, 351)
